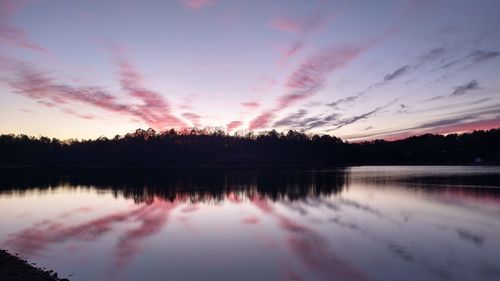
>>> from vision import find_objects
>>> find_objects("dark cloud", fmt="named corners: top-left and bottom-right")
top-left (398, 104), bottom-right (409, 113)
top-left (274, 109), bottom-right (308, 127)
top-left (328, 99), bottom-right (397, 131)
top-left (329, 107), bottom-right (382, 131)
top-left (416, 116), bottom-right (475, 129)
top-left (451, 80), bottom-right (480, 96)
top-left (328, 63), bottom-right (412, 109)
top-left (472, 97), bottom-right (492, 105)
top-left (428, 95), bottom-right (443, 101)
top-left (418, 48), bottom-right (447, 62)
top-left (302, 113), bottom-right (340, 130)
top-left (384, 65), bottom-right (410, 81)
top-left (327, 93), bottom-right (363, 108)
top-left (273, 110), bottom-right (341, 131)
top-left (437, 50), bottom-right (500, 70)
top-left (468, 50), bottom-right (500, 65)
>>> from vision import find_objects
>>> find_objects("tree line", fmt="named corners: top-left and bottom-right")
top-left (0, 128), bottom-right (499, 166)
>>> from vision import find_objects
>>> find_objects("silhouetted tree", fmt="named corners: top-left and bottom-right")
top-left (0, 128), bottom-right (498, 166)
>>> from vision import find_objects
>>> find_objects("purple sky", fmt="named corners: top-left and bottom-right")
top-left (0, 0), bottom-right (499, 140)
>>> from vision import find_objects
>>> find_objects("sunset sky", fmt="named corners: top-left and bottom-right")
top-left (0, 0), bottom-right (499, 141)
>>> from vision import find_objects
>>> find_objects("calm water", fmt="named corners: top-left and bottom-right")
top-left (0, 166), bottom-right (499, 281)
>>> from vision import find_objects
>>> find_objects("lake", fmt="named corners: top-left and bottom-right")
top-left (0, 166), bottom-right (499, 281)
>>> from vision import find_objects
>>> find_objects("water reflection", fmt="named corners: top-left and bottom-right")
top-left (0, 168), bottom-right (348, 203)
top-left (0, 167), bottom-right (499, 281)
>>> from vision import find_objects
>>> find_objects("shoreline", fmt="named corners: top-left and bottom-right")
top-left (0, 249), bottom-right (69, 281)
top-left (0, 163), bottom-right (498, 169)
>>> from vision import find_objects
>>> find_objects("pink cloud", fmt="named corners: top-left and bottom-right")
top-left (226, 120), bottom-right (243, 132)
top-left (269, 7), bottom-right (336, 35)
top-left (270, 2), bottom-right (337, 63)
top-left (117, 58), bottom-right (187, 128)
top-left (242, 101), bottom-right (260, 109)
top-left (250, 43), bottom-right (371, 130)
top-left (9, 67), bottom-right (129, 115)
top-left (270, 17), bottom-right (302, 33)
top-left (279, 41), bottom-right (305, 65)
top-left (178, 94), bottom-right (197, 110)
top-left (0, 0), bottom-right (48, 53)
top-left (5, 56), bottom-right (187, 129)
top-left (62, 108), bottom-right (98, 120)
top-left (182, 0), bottom-right (215, 10)
top-left (282, 45), bottom-right (366, 107)
top-left (249, 111), bottom-right (275, 130)
top-left (182, 112), bottom-right (202, 127)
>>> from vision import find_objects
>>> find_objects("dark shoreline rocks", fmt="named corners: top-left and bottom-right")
top-left (0, 249), bottom-right (69, 281)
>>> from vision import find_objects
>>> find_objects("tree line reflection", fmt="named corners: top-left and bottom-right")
top-left (0, 168), bottom-right (349, 204)
top-left (1, 167), bottom-right (500, 204)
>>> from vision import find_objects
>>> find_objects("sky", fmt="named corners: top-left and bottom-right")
top-left (0, 0), bottom-right (499, 141)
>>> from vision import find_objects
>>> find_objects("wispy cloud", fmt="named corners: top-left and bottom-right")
top-left (271, 1), bottom-right (337, 63)
top-left (384, 65), bottom-right (410, 81)
top-left (342, 105), bottom-right (500, 141)
top-left (327, 94), bottom-right (361, 108)
top-left (270, 8), bottom-right (335, 35)
top-left (250, 43), bottom-right (372, 130)
top-left (436, 50), bottom-right (500, 70)
top-left (328, 46), bottom-right (450, 109)
top-left (249, 111), bottom-right (274, 130)
top-left (416, 116), bottom-right (476, 129)
top-left (273, 109), bottom-right (340, 131)
top-left (451, 80), bottom-right (480, 96)
top-left (182, 0), bottom-right (215, 10)
top-left (182, 112), bottom-right (202, 127)
top-left (241, 101), bottom-right (260, 109)
top-left (418, 47), bottom-right (447, 63)
top-left (328, 65), bottom-right (410, 109)
top-left (329, 108), bottom-right (382, 131)
top-left (328, 99), bottom-right (398, 131)
top-left (270, 18), bottom-right (303, 33)
top-left (327, 45), bottom-right (448, 108)
top-left (5, 56), bottom-right (186, 129)
top-left (116, 57), bottom-right (187, 128)
top-left (274, 110), bottom-right (308, 127)
top-left (429, 79), bottom-right (482, 101)
top-left (0, 0), bottom-right (47, 53)
top-left (398, 104), bottom-right (409, 113)
top-left (226, 120), bottom-right (243, 132)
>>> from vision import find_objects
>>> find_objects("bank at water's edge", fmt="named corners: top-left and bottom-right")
top-left (0, 249), bottom-right (69, 281)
